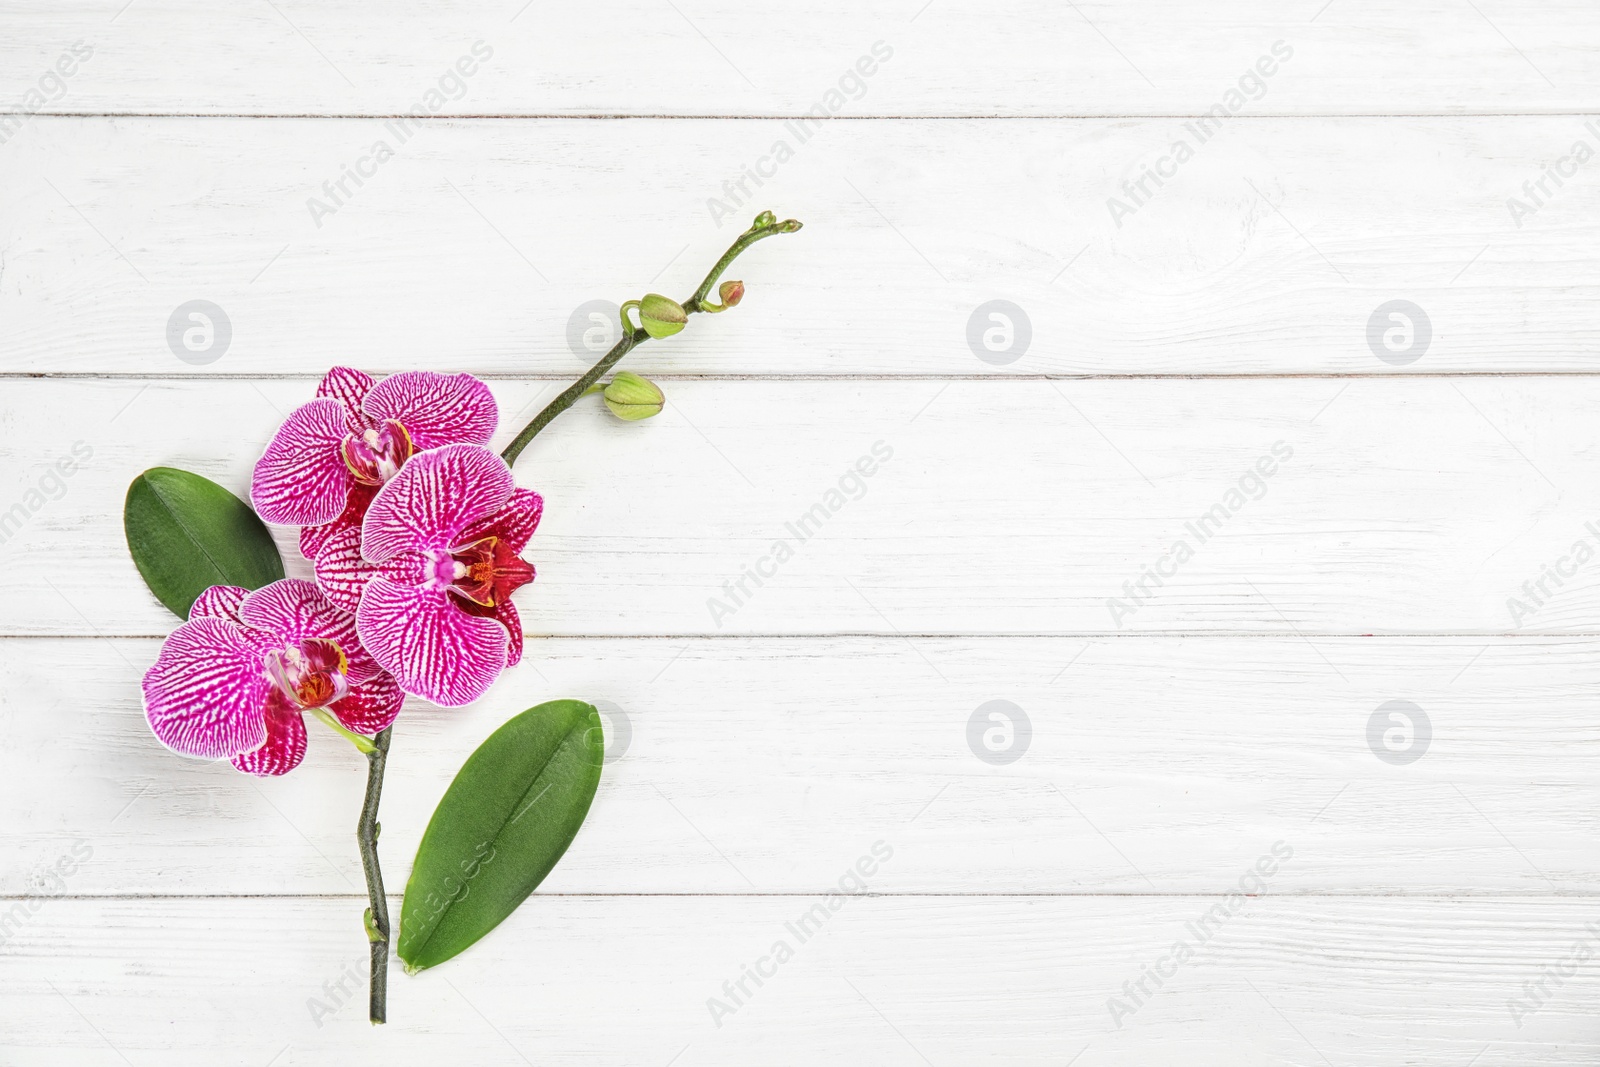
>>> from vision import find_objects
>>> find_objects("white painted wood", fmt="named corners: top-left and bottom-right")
top-left (2, 895), bottom-right (1596, 1064)
top-left (4, 635), bottom-right (1596, 896)
top-left (2, 2), bottom-right (1598, 116)
top-left (5, 1), bottom-right (1600, 1054)
top-left (3, 116), bottom-right (1600, 376)
top-left (3, 376), bottom-right (1597, 636)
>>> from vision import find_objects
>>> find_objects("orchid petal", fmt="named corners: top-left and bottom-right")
top-left (312, 526), bottom-right (378, 615)
top-left (461, 488), bottom-right (545, 554)
top-left (362, 444), bottom-right (513, 563)
top-left (239, 579), bottom-right (381, 684)
top-left (330, 672), bottom-right (404, 734)
top-left (299, 482), bottom-right (377, 560)
top-left (143, 618), bottom-right (272, 760)
top-left (316, 366), bottom-right (378, 429)
top-left (357, 576), bottom-right (508, 707)
top-left (362, 371), bottom-right (497, 451)
top-left (189, 585), bottom-right (249, 623)
top-left (497, 598), bottom-right (524, 667)
top-left (250, 398), bottom-right (353, 527)
top-left (454, 593), bottom-right (525, 666)
top-left (230, 706), bottom-right (308, 776)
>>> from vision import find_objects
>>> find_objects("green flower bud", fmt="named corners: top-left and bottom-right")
top-left (602, 371), bottom-right (665, 421)
top-left (777, 218), bottom-right (803, 233)
top-left (752, 210), bottom-right (777, 229)
top-left (638, 293), bottom-right (687, 339)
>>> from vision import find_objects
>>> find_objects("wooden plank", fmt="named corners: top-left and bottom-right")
top-left (1, 895), bottom-right (1595, 1063)
top-left (2, 3), bottom-right (1597, 116)
top-left (5, 635), bottom-right (1596, 895)
top-left (3, 117), bottom-right (1600, 376)
top-left (3, 376), bottom-right (1598, 636)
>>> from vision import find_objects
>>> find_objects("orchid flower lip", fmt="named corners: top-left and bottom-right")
top-left (340, 419), bottom-right (414, 488)
top-left (445, 535), bottom-right (535, 609)
top-left (263, 637), bottom-right (352, 711)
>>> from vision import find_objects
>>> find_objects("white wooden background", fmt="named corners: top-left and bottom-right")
top-left (2, 2), bottom-right (1599, 1064)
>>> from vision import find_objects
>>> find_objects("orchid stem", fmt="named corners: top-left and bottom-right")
top-left (309, 708), bottom-right (377, 753)
top-left (499, 213), bottom-right (802, 467)
top-left (357, 725), bottom-right (393, 1024)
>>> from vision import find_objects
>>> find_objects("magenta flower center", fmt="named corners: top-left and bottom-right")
top-left (263, 638), bottom-right (351, 711)
top-left (340, 420), bottom-right (414, 487)
top-left (438, 536), bottom-right (535, 608)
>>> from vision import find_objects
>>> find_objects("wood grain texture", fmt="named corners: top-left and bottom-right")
top-left (5, 2), bottom-right (1600, 1057)
top-left (1, 2), bottom-right (1598, 116)
top-left (3, 635), bottom-right (1595, 896)
top-left (3, 117), bottom-right (1600, 376)
top-left (3, 376), bottom-right (1597, 637)
top-left (1, 896), bottom-right (1596, 1065)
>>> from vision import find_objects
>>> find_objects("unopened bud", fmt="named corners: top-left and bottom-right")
top-left (602, 371), bottom-right (665, 421)
top-left (703, 279), bottom-right (744, 313)
top-left (637, 293), bottom-right (687, 339)
top-left (777, 218), bottom-right (803, 233)
top-left (752, 210), bottom-right (777, 229)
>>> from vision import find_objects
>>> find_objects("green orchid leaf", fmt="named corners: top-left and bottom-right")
top-left (399, 699), bottom-right (604, 972)
top-left (124, 467), bottom-right (285, 619)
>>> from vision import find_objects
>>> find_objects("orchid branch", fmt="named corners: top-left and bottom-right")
top-left (348, 212), bottom-right (799, 1023)
top-left (499, 211), bottom-right (802, 467)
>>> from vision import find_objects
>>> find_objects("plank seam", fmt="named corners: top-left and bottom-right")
top-left (18, 372), bottom-right (1600, 382)
top-left (8, 892), bottom-right (1596, 901)
top-left (7, 633), bottom-right (1600, 641)
top-left (24, 112), bottom-right (1600, 120)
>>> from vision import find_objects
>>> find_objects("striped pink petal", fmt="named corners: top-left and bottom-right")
top-left (496, 598), bottom-right (524, 666)
top-left (189, 585), bottom-right (249, 623)
top-left (230, 706), bottom-right (308, 776)
top-left (299, 482), bottom-right (377, 560)
top-left (362, 444), bottom-right (513, 563)
top-left (461, 488), bottom-right (545, 553)
top-left (316, 366), bottom-right (377, 428)
top-left (238, 579), bottom-right (380, 684)
top-left (363, 371), bottom-right (497, 451)
top-left (143, 618), bottom-right (272, 760)
top-left (312, 526), bottom-right (377, 615)
top-left (251, 398), bottom-right (353, 526)
top-left (356, 576), bottom-right (508, 707)
top-left (330, 672), bottom-right (404, 734)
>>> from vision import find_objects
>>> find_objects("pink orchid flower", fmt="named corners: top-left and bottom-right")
top-left (250, 367), bottom-right (499, 558)
top-left (320, 443), bottom-right (544, 707)
top-left (142, 580), bottom-right (403, 776)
